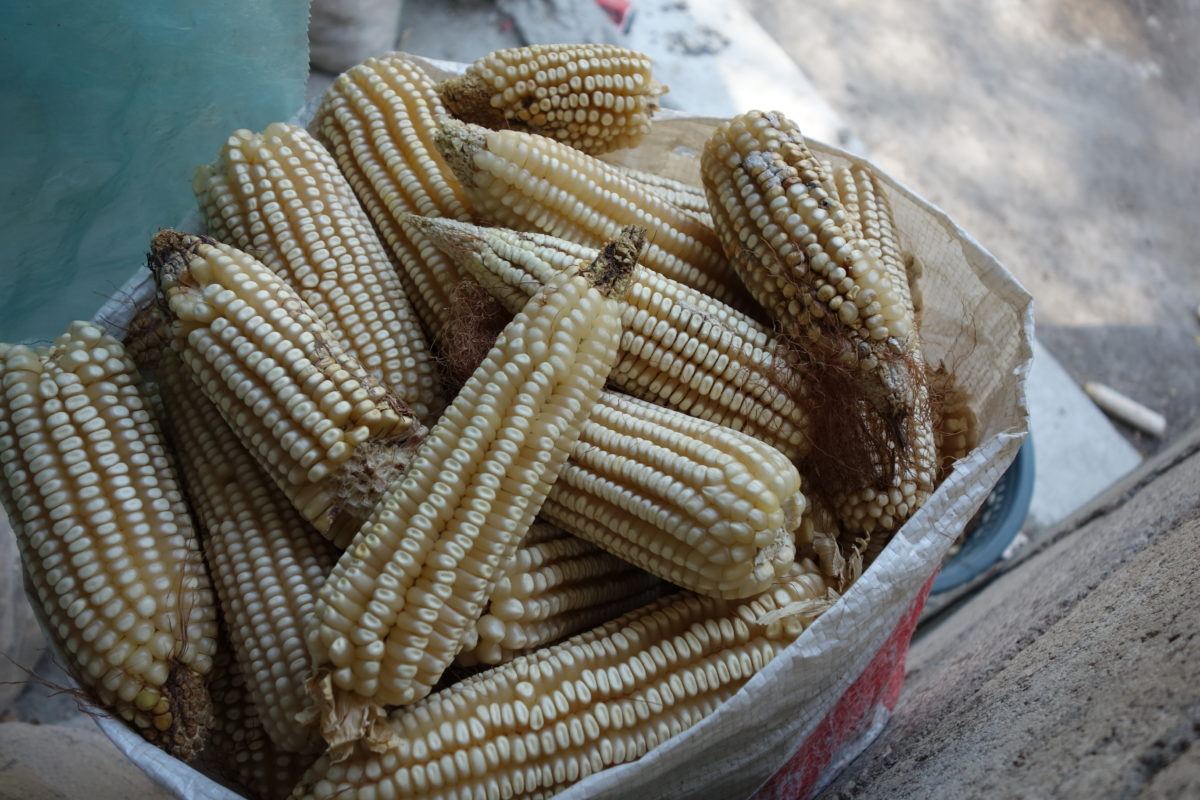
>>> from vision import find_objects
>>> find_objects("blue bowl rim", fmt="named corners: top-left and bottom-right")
top-left (931, 439), bottom-right (1035, 594)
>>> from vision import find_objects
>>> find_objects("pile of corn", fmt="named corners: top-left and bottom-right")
top-left (0, 45), bottom-right (977, 799)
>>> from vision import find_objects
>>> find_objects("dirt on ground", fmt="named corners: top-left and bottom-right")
top-left (746, 0), bottom-right (1200, 453)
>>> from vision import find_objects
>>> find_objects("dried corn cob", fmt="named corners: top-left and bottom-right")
top-left (312, 53), bottom-right (474, 339)
top-left (148, 231), bottom-right (421, 546)
top-left (194, 123), bottom-right (441, 423)
top-left (435, 118), bottom-right (752, 309)
top-left (159, 354), bottom-right (336, 752)
top-left (205, 647), bottom-right (316, 800)
top-left (615, 165), bottom-right (713, 225)
top-left (831, 163), bottom-right (916, 321)
top-left (121, 304), bottom-right (173, 372)
top-left (293, 568), bottom-right (832, 800)
top-left (307, 229), bottom-right (634, 743)
top-left (459, 523), bottom-right (668, 666)
top-left (701, 111), bottom-right (936, 536)
top-left (542, 391), bottom-right (802, 599)
top-left (437, 44), bottom-right (666, 155)
top-left (0, 322), bottom-right (217, 758)
top-left (411, 217), bottom-right (810, 459)
top-left (927, 362), bottom-right (978, 481)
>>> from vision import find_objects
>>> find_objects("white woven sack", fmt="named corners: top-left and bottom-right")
top-left (80, 56), bottom-right (1033, 799)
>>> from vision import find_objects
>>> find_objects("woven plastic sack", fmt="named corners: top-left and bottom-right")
top-left (73, 56), bottom-right (1033, 799)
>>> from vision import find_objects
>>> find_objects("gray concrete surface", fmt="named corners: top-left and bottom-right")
top-left (822, 428), bottom-right (1200, 798)
top-left (747, 0), bottom-right (1200, 454)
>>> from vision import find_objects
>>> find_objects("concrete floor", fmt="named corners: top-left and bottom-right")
top-left (746, 0), bottom-right (1200, 453)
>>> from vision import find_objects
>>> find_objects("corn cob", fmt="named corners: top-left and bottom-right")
top-left (194, 123), bottom-right (441, 424)
top-left (158, 354), bottom-right (336, 752)
top-left (615, 165), bottom-right (713, 225)
top-left (701, 111), bottom-right (936, 536)
top-left (927, 362), bottom-right (978, 481)
top-left (459, 523), bottom-right (668, 666)
top-left (307, 229), bottom-right (634, 742)
top-left (831, 163), bottom-right (918, 321)
top-left (205, 647), bottom-right (316, 800)
top-left (435, 118), bottom-right (752, 309)
top-left (437, 44), bottom-right (666, 155)
top-left (411, 216), bottom-right (811, 459)
top-left (148, 230), bottom-right (422, 546)
top-left (121, 304), bottom-right (173, 372)
top-left (542, 391), bottom-right (802, 598)
top-left (0, 322), bottom-right (217, 758)
top-left (312, 53), bottom-right (474, 340)
top-left (293, 568), bottom-right (833, 800)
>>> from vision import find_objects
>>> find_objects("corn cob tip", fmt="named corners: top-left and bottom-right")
top-left (582, 225), bottom-right (644, 297)
top-left (433, 118), bottom-right (488, 189)
top-left (145, 664), bottom-right (215, 761)
top-left (147, 229), bottom-right (214, 285)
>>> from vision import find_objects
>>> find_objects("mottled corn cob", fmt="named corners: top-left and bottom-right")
top-left (459, 523), bottom-right (668, 666)
top-left (701, 111), bottom-right (936, 536)
top-left (615, 165), bottom-right (714, 225)
top-left (437, 44), bottom-right (666, 155)
top-left (307, 231), bottom-right (633, 743)
top-left (542, 392), bottom-right (802, 599)
top-left (121, 304), bottom-right (173, 372)
top-left (159, 354), bottom-right (336, 752)
top-left (412, 217), bottom-right (810, 459)
top-left (148, 231), bottom-right (421, 546)
top-left (435, 118), bottom-right (752, 309)
top-left (194, 123), bottom-right (441, 423)
top-left (205, 648), bottom-right (316, 800)
top-left (293, 568), bottom-right (833, 800)
top-left (0, 322), bottom-right (217, 758)
top-left (312, 53), bottom-right (474, 339)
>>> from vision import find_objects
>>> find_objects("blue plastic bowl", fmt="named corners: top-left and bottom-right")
top-left (932, 439), bottom-right (1035, 594)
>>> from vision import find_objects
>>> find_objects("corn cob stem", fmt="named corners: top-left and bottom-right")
top-left (437, 44), bottom-right (666, 155)
top-left (435, 118), bottom-right (753, 309)
top-left (311, 54), bottom-right (474, 340)
top-left (307, 229), bottom-right (635, 751)
top-left (148, 230), bottom-right (422, 546)
top-left (293, 568), bottom-right (833, 800)
top-left (459, 523), bottom-right (669, 666)
top-left (158, 354), bottom-right (336, 752)
top-left (0, 322), bottom-right (217, 759)
top-left (412, 216), bottom-right (811, 460)
top-left (194, 122), bottom-right (441, 423)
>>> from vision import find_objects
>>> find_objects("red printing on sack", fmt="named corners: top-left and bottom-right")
top-left (753, 573), bottom-right (936, 799)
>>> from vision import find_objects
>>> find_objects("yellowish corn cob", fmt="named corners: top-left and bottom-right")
top-left (542, 391), bottom-right (802, 598)
top-left (927, 362), bottom-right (978, 481)
top-left (435, 118), bottom-right (752, 309)
top-left (437, 44), bottom-right (666, 155)
top-left (411, 216), bottom-right (811, 459)
top-left (194, 123), bottom-right (441, 424)
top-left (307, 230), bottom-right (634, 745)
top-left (293, 568), bottom-right (833, 800)
top-left (831, 163), bottom-right (917, 321)
top-left (615, 165), bottom-right (713, 225)
top-left (158, 354), bottom-right (336, 752)
top-left (206, 648), bottom-right (316, 800)
top-left (701, 111), bottom-right (936, 536)
top-left (0, 322), bottom-right (217, 759)
top-left (148, 231), bottom-right (422, 546)
top-left (312, 53), bottom-right (474, 340)
top-left (459, 523), bottom-right (668, 666)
